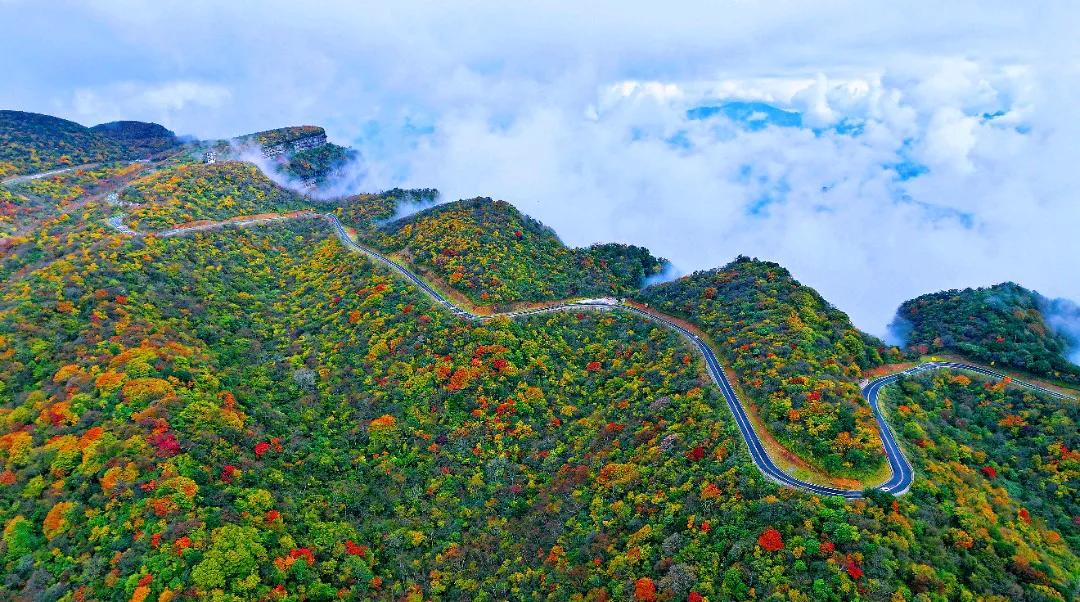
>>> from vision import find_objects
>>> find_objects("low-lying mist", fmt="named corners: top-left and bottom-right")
top-left (884, 315), bottom-right (913, 348)
top-left (642, 262), bottom-right (683, 288)
top-left (383, 189), bottom-right (441, 224)
top-left (230, 140), bottom-right (377, 202)
top-left (1041, 296), bottom-right (1080, 365)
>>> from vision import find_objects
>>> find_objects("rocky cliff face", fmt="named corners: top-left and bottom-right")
top-left (261, 132), bottom-right (328, 158)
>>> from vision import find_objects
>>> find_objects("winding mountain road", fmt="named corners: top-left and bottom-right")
top-left (0, 160), bottom-right (148, 186)
top-left (0, 164), bottom-right (92, 185)
top-left (104, 209), bottom-right (1074, 499)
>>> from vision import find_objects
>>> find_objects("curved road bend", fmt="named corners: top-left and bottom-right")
top-left (109, 209), bottom-right (1075, 498)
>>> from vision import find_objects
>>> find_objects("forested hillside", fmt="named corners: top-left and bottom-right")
top-left (280, 143), bottom-right (356, 185)
top-left (0, 177), bottom-right (130, 283)
top-left (333, 188), bottom-right (440, 231)
top-left (120, 161), bottom-right (311, 230)
top-left (226, 125), bottom-right (353, 186)
top-left (0, 111), bottom-right (171, 178)
top-left (1, 114), bottom-right (1077, 600)
top-left (878, 370), bottom-right (1079, 595)
top-left (636, 257), bottom-right (896, 479)
top-left (360, 197), bottom-right (666, 309)
top-left (0, 184), bottom-right (40, 240)
top-left (895, 282), bottom-right (1080, 384)
top-left (89, 121), bottom-right (179, 156)
top-left (9, 162), bottom-right (149, 205)
top-left (1, 161), bottom-right (149, 242)
top-left (2, 208), bottom-right (1075, 600)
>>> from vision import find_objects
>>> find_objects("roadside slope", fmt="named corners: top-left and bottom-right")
top-left (354, 196), bottom-right (666, 309)
top-left (636, 257), bottom-right (896, 480)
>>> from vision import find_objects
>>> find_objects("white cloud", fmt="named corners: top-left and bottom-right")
top-left (71, 81), bottom-right (231, 128)
top-left (918, 107), bottom-right (979, 174)
top-left (1, 1), bottom-right (1078, 337)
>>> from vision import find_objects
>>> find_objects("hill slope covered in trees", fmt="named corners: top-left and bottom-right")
top-left (894, 282), bottom-right (1080, 384)
top-left (2, 201), bottom-right (1076, 600)
top-left (1, 113), bottom-right (1077, 600)
top-left (636, 257), bottom-right (895, 479)
top-left (226, 125), bottom-right (355, 187)
top-left (0, 111), bottom-right (174, 178)
top-left (359, 197), bottom-right (666, 309)
top-left (279, 143), bottom-right (356, 185)
top-left (89, 121), bottom-right (179, 157)
top-left (120, 161), bottom-right (311, 230)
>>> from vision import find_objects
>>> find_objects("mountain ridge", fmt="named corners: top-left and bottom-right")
top-left (893, 281), bottom-right (1080, 384)
top-left (0, 110), bottom-right (177, 178)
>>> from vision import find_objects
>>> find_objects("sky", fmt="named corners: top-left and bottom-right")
top-left (2, 0), bottom-right (1078, 338)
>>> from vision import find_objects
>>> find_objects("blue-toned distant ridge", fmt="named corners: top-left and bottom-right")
top-left (687, 101), bottom-right (803, 130)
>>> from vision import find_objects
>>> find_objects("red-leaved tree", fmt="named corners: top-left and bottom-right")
top-left (758, 528), bottom-right (784, 552)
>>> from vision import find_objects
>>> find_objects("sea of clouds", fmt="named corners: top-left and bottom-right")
top-left (2, 0), bottom-right (1078, 343)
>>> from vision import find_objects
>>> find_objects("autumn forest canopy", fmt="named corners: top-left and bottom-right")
top-left (895, 283), bottom-right (1080, 385)
top-left (0, 110), bottom-right (1077, 601)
